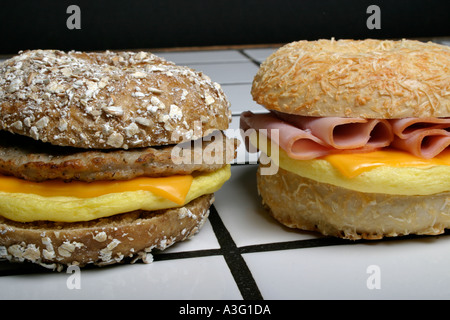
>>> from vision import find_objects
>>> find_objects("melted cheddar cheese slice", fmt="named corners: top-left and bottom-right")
top-left (0, 174), bottom-right (194, 205)
top-left (324, 148), bottom-right (450, 178)
top-left (0, 165), bottom-right (231, 223)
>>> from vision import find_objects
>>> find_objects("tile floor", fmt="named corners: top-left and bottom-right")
top-left (1, 43), bottom-right (450, 300)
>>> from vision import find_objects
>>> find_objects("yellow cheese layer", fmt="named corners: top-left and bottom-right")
top-left (250, 132), bottom-right (450, 196)
top-left (324, 149), bottom-right (450, 178)
top-left (0, 165), bottom-right (231, 222)
top-left (0, 174), bottom-right (194, 205)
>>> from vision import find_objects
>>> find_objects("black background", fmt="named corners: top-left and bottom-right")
top-left (0, 0), bottom-right (449, 54)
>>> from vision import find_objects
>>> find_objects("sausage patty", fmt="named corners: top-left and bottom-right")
top-left (0, 130), bottom-right (237, 182)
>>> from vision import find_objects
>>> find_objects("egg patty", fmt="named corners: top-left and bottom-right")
top-left (0, 165), bottom-right (231, 223)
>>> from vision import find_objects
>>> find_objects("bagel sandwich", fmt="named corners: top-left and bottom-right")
top-left (0, 49), bottom-right (237, 270)
top-left (241, 39), bottom-right (450, 240)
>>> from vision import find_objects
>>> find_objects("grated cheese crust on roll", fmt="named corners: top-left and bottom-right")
top-left (0, 50), bottom-right (237, 270)
top-left (241, 38), bottom-right (450, 240)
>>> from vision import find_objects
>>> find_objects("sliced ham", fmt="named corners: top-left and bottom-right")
top-left (390, 118), bottom-right (450, 158)
top-left (390, 118), bottom-right (450, 139)
top-left (240, 111), bottom-right (450, 160)
top-left (274, 111), bottom-right (393, 150)
top-left (240, 111), bottom-right (394, 160)
top-left (240, 111), bottom-right (330, 159)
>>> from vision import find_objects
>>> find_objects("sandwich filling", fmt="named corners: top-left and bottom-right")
top-left (243, 111), bottom-right (450, 196)
top-left (241, 111), bottom-right (450, 160)
top-left (0, 129), bottom-right (236, 223)
top-left (0, 164), bottom-right (231, 223)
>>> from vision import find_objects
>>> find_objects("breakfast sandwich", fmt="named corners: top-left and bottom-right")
top-left (0, 49), bottom-right (237, 270)
top-left (241, 39), bottom-right (450, 240)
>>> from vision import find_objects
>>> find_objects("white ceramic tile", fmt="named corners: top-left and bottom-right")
top-left (0, 255), bottom-right (242, 300)
top-left (185, 62), bottom-right (259, 85)
top-left (225, 115), bottom-right (259, 165)
top-left (244, 235), bottom-right (450, 299)
top-left (243, 47), bottom-right (279, 64)
top-left (160, 219), bottom-right (220, 254)
top-left (156, 49), bottom-right (248, 65)
top-left (221, 83), bottom-right (266, 115)
top-left (214, 164), bottom-right (321, 248)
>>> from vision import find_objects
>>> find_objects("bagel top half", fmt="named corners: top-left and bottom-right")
top-left (252, 38), bottom-right (450, 119)
top-left (0, 49), bottom-right (231, 149)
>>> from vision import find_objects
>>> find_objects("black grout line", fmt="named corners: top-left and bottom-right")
top-left (153, 248), bottom-right (223, 261)
top-left (239, 229), bottom-right (450, 256)
top-left (207, 204), bottom-right (264, 300)
top-left (238, 237), bottom-right (356, 255)
top-left (237, 49), bottom-right (263, 67)
top-left (0, 261), bottom-right (55, 276)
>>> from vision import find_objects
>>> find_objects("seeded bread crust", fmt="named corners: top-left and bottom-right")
top-left (0, 50), bottom-right (231, 149)
top-left (0, 194), bottom-right (214, 270)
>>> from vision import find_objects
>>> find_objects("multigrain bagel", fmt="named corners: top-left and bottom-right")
top-left (0, 50), bottom-right (231, 149)
top-left (241, 39), bottom-right (450, 240)
top-left (0, 50), bottom-right (236, 269)
top-left (252, 39), bottom-right (450, 118)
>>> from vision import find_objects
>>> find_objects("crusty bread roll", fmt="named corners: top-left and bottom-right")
top-left (257, 166), bottom-right (449, 240)
top-left (252, 39), bottom-right (450, 119)
top-left (0, 50), bottom-right (231, 149)
top-left (0, 194), bottom-right (213, 270)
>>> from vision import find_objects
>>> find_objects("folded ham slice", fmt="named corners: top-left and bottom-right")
top-left (240, 111), bottom-right (330, 159)
top-left (273, 111), bottom-right (393, 150)
top-left (390, 118), bottom-right (450, 139)
top-left (390, 118), bottom-right (450, 158)
top-left (240, 111), bottom-right (394, 160)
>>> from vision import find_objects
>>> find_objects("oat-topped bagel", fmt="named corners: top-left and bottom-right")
top-left (252, 39), bottom-right (450, 118)
top-left (0, 49), bottom-right (231, 149)
top-left (0, 49), bottom-right (236, 270)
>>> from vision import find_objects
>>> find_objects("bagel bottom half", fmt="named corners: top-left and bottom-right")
top-left (0, 194), bottom-right (213, 270)
top-left (256, 164), bottom-right (450, 240)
